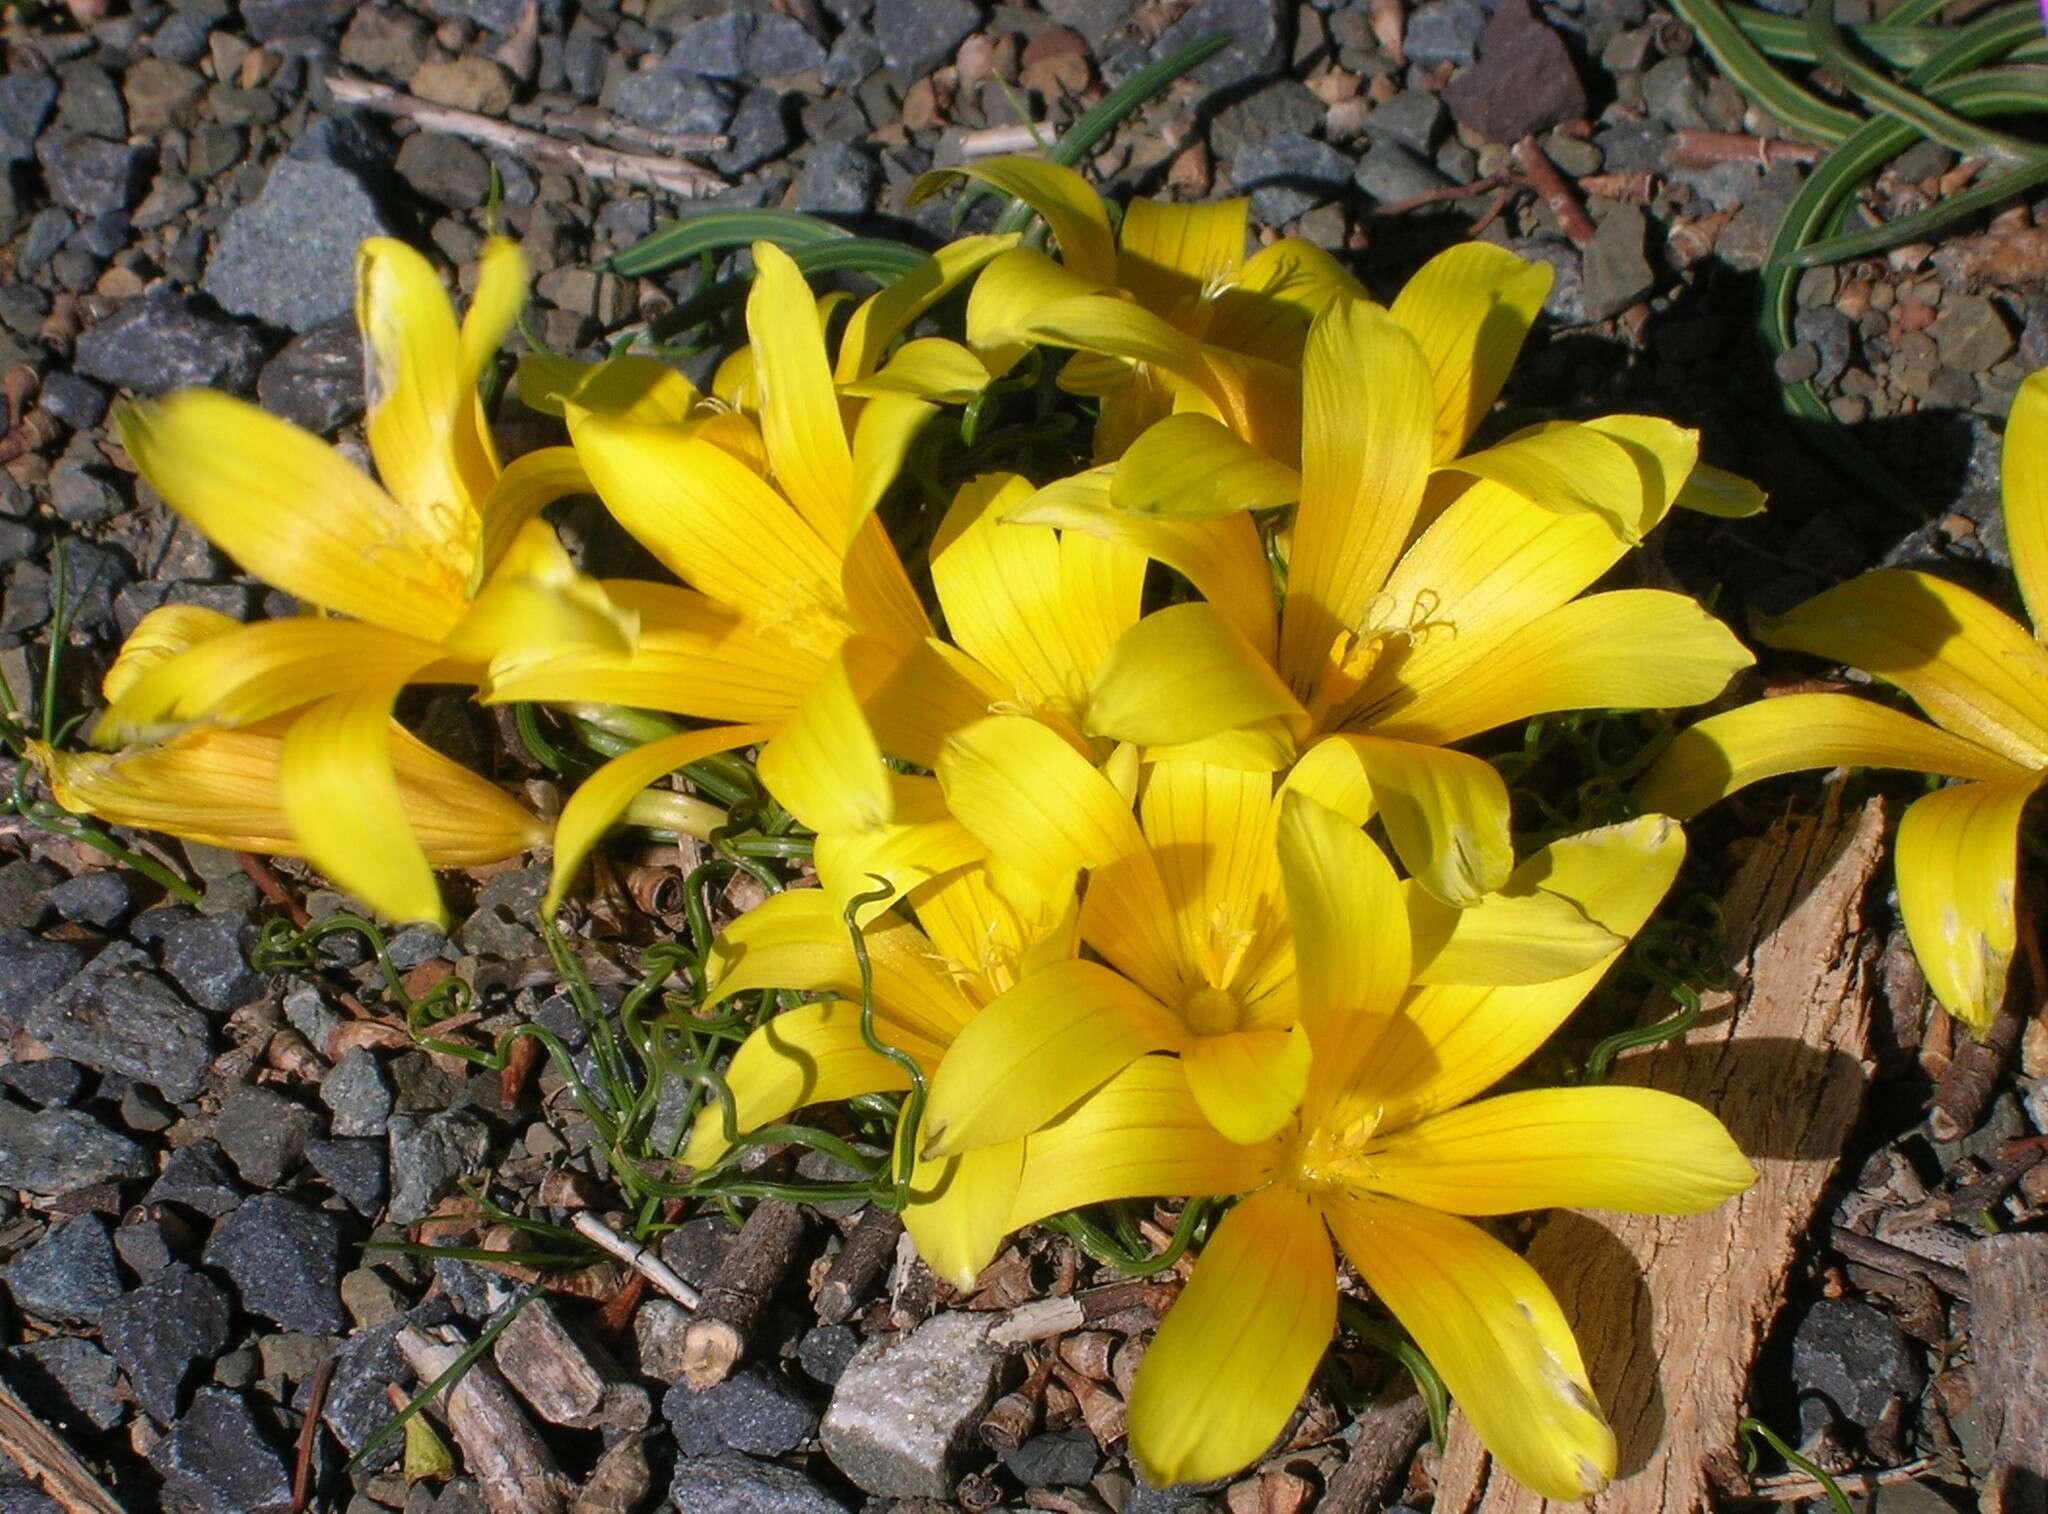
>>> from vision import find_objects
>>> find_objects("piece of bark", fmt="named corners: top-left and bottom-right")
top-left (1320, 1394), bottom-right (1431, 1514)
top-left (492, 1297), bottom-right (648, 1431)
top-left (1931, 227), bottom-right (2048, 290)
top-left (816, 1208), bottom-right (903, 1326)
top-left (1930, 996), bottom-right (2026, 1141)
top-left (1964, 1233), bottom-right (2048, 1514)
top-left (0, 1379), bottom-right (125, 1514)
top-left (1433, 795), bottom-right (1887, 1514)
top-left (397, 1325), bottom-right (569, 1514)
top-left (680, 1199), bottom-right (807, 1389)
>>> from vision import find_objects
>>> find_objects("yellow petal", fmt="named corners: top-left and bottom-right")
top-left (1007, 1056), bottom-right (1276, 1227)
top-left (905, 1137), bottom-right (1024, 1291)
top-left (1406, 880), bottom-right (1624, 987)
top-left (911, 158), bottom-right (1117, 283)
top-left (1109, 413), bottom-right (1301, 520)
top-left (1139, 758), bottom-right (1288, 1008)
top-left (1275, 791), bottom-right (1409, 1115)
top-left (475, 446), bottom-right (592, 585)
top-left (1127, 1187), bottom-right (1336, 1488)
top-left (1277, 733), bottom-right (1377, 824)
top-left (99, 604), bottom-right (239, 704)
top-left (1352, 816), bottom-right (1685, 1129)
top-left (920, 959), bottom-right (1186, 1158)
top-left (1086, 603), bottom-right (1306, 750)
top-left (904, 861), bottom-right (1074, 1004)
top-left (858, 636), bottom-right (1010, 768)
top-left (755, 639), bottom-right (894, 834)
top-left (747, 240), bottom-right (856, 544)
top-left (932, 472), bottom-right (1143, 722)
top-left (1321, 1192), bottom-right (1615, 1501)
top-left (964, 246), bottom-right (1108, 362)
top-left (1332, 734), bottom-right (1512, 904)
top-left (842, 515), bottom-right (933, 654)
top-left (1204, 239), bottom-right (1365, 364)
top-left (1280, 297), bottom-right (1437, 697)
top-left (1116, 196), bottom-right (1248, 317)
top-left (1577, 414), bottom-right (1703, 537)
top-left (116, 394), bottom-right (472, 642)
top-left (812, 779), bottom-right (987, 916)
top-left (356, 236), bottom-right (502, 531)
top-left (935, 714), bottom-right (1147, 903)
top-left (38, 718), bottom-right (542, 864)
top-left (1443, 422), bottom-right (1664, 542)
top-left (94, 618), bottom-right (446, 747)
top-left (1755, 569), bottom-right (2048, 768)
top-left (2005, 367), bottom-right (2048, 636)
top-left (446, 521), bottom-right (637, 676)
top-left (1362, 1086), bottom-right (1755, 1215)
top-left (517, 352), bottom-right (697, 423)
top-left (1181, 1025), bottom-right (1311, 1145)
top-left (1010, 467), bottom-right (1277, 658)
top-left (483, 578), bottom-right (821, 724)
top-left (1388, 242), bottom-right (1552, 463)
top-left (1674, 461), bottom-right (1767, 518)
top-left (1366, 589), bottom-right (1753, 746)
top-left (836, 234), bottom-right (1019, 381)
top-left (564, 406), bottom-right (846, 641)
top-left (681, 1000), bottom-right (934, 1170)
top-left (459, 235), bottom-right (526, 385)
top-left (843, 337), bottom-right (990, 402)
top-left (280, 685), bottom-right (446, 926)
top-left (543, 724), bottom-right (775, 914)
top-left (1634, 690), bottom-right (2031, 820)
top-left (1895, 779), bottom-right (2038, 1032)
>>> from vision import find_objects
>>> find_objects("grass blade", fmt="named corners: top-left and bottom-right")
top-left (602, 208), bottom-right (853, 279)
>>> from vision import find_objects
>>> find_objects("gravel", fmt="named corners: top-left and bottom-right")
top-left (203, 1194), bottom-right (348, 1335)
top-left (99, 1264), bottom-right (235, 1423)
top-left (27, 941), bottom-right (213, 1101)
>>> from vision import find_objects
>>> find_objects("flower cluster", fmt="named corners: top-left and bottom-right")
top-left (45, 156), bottom-right (2048, 1498)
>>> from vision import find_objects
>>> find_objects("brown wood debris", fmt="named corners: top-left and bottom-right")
top-left (1964, 1233), bottom-right (2048, 1513)
top-left (1433, 795), bottom-right (1887, 1514)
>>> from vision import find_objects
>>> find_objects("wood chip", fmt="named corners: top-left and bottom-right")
top-left (0, 1379), bottom-right (124, 1514)
top-left (395, 1325), bottom-right (570, 1514)
top-left (1433, 795), bottom-right (1887, 1514)
top-left (1963, 1233), bottom-right (2048, 1512)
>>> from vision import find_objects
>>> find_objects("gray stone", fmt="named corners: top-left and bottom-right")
top-left (1508, 235), bottom-right (1585, 325)
top-left (49, 461), bottom-right (120, 527)
top-left (1148, 0), bottom-right (1287, 90)
top-left (28, 942), bottom-right (212, 1102)
top-left (322, 1047), bottom-right (395, 1138)
top-left (0, 859), bottom-right (57, 928)
top-left (304, 1137), bottom-right (388, 1215)
top-left (1365, 89), bottom-right (1446, 156)
top-left (56, 64), bottom-right (124, 139)
top-left (73, 290), bottom-right (266, 396)
top-left (312, 1320), bottom-right (405, 1468)
top-left (667, 1453), bottom-right (847, 1514)
top-left (1006, 1428), bottom-right (1099, 1487)
top-left (282, 982), bottom-right (343, 1057)
top-left (257, 318), bottom-right (365, 434)
top-left (819, 1312), bottom-right (1003, 1498)
top-left (1641, 55), bottom-right (1713, 131)
top-left (1232, 133), bottom-right (1353, 226)
top-left (204, 128), bottom-right (395, 332)
top-left (1932, 295), bottom-right (2013, 373)
top-left (0, 931), bottom-right (81, 1036)
top-left (341, 5), bottom-right (431, 77)
top-left (822, 26), bottom-right (883, 90)
top-left (872, 0), bottom-right (980, 79)
top-left (796, 1324), bottom-right (860, 1387)
top-left (0, 1104), bottom-right (149, 1196)
top-left (1580, 202), bottom-right (1654, 321)
top-left (1791, 1298), bottom-right (1924, 1441)
top-left (1404, 0), bottom-right (1485, 64)
top-left (36, 135), bottom-right (152, 217)
top-left (204, 1194), bottom-right (347, 1335)
top-left (112, 1216), bottom-right (176, 1279)
top-left (156, 911), bottom-right (257, 1012)
top-left (146, 1140), bottom-right (245, 1217)
top-left (215, 1083), bottom-right (321, 1188)
top-left (676, 1364), bottom-right (819, 1456)
top-left (2, 1217), bottom-right (123, 1324)
top-left (673, 7), bottom-right (827, 77)
top-left (1595, 118), bottom-right (1668, 174)
top-left (47, 870), bottom-right (132, 928)
top-left (0, 1060), bottom-right (84, 1108)
top-left (99, 1264), bottom-right (234, 1422)
top-left (149, 1388), bottom-right (293, 1514)
top-left (1207, 79), bottom-right (1324, 162)
top-left (1443, 0), bottom-right (1587, 145)
top-left (610, 68), bottom-right (735, 136)
top-left (1793, 305), bottom-right (1855, 389)
top-left (4, 1337), bottom-right (125, 1432)
top-left (0, 1472), bottom-right (60, 1513)
top-left (795, 141), bottom-right (878, 216)
top-left (150, 10), bottom-right (215, 64)
top-left (396, 133), bottom-right (492, 211)
top-left (1774, 343), bottom-right (1820, 385)
top-left (1353, 139), bottom-right (1451, 205)
top-left (387, 1109), bottom-right (492, 1224)
top-left (0, 73), bottom-right (57, 165)
top-left (41, 371), bottom-right (106, 431)
top-left (241, 0), bottom-right (354, 39)
top-left (124, 58), bottom-right (206, 133)
top-left (433, 0), bottom-right (530, 30)
top-left (715, 87), bottom-right (793, 176)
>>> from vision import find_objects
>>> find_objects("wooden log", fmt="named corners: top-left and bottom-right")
top-left (396, 1325), bottom-right (569, 1514)
top-left (816, 1208), bottom-right (903, 1326)
top-left (1963, 1233), bottom-right (2048, 1514)
top-left (0, 1379), bottom-right (124, 1514)
top-left (679, 1199), bottom-right (808, 1390)
top-left (1320, 1394), bottom-right (1431, 1514)
top-left (1432, 796), bottom-right (1887, 1514)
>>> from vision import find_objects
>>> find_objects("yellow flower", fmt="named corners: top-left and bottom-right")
top-left (1638, 367), bottom-right (2048, 1030)
top-left (915, 717), bottom-right (1628, 1150)
top-left (677, 862), bottom-right (1073, 1289)
top-left (925, 156), bottom-right (1363, 458)
top-left (996, 803), bottom-right (1754, 1498)
top-left (499, 238), bottom-right (1018, 913)
top-left (1024, 264), bottom-right (1755, 905)
top-left (78, 238), bottom-right (628, 925)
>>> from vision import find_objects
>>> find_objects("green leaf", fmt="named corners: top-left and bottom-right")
top-left (603, 208), bottom-right (853, 279)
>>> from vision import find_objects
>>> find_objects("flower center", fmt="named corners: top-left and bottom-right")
top-left (1181, 983), bottom-right (1243, 1036)
top-left (1288, 1104), bottom-right (1386, 1193)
